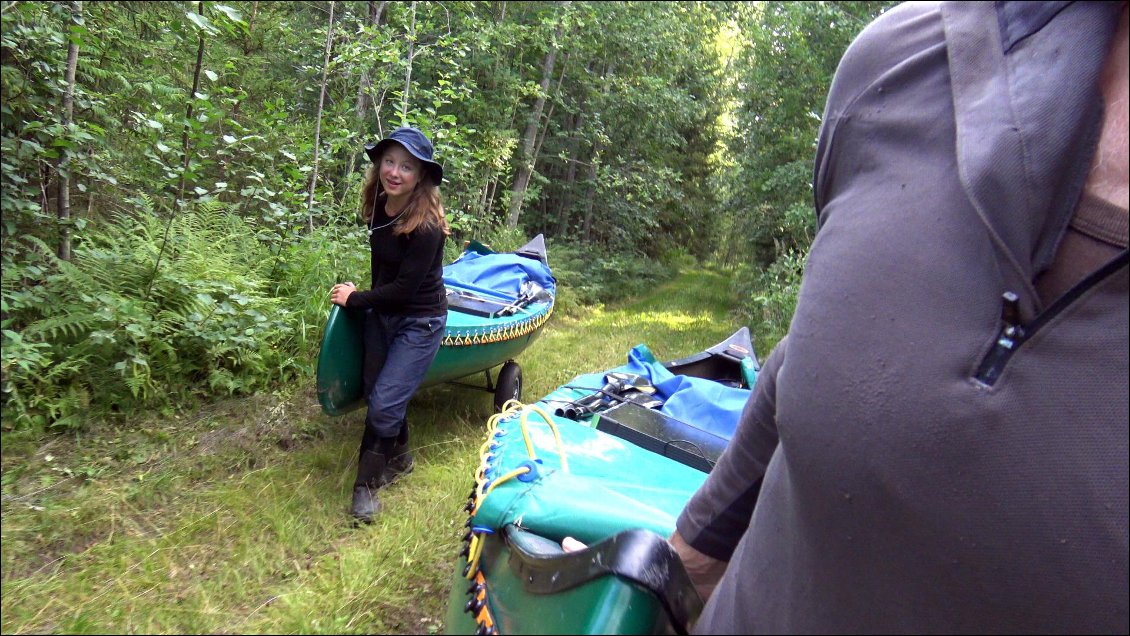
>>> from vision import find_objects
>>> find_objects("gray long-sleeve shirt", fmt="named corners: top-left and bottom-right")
top-left (678, 2), bottom-right (1128, 632)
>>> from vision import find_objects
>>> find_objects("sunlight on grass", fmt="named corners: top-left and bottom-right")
top-left (610, 309), bottom-right (715, 330)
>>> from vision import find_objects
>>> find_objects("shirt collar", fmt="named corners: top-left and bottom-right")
top-left (996, 1), bottom-right (1075, 52)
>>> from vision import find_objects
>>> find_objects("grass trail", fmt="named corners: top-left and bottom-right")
top-left (0, 268), bottom-right (744, 634)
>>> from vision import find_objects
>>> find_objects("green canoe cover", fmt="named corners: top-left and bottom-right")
top-left (470, 367), bottom-right (709, 545)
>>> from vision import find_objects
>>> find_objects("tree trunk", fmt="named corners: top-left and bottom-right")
top-left (370, 0), bottom-right (388, 25)
top-left (582, 61), bottom-right (614, 242)
top-left (477, 178), bottom-right (490, 215)
top-left (373, 86), bottom-right (388, 137)
top-left (306, 0), bottom-right (336, 231)
top-left (242, 1), bottom-right (257, 55)
top-left (581, 149), bottom-right (598, 242)
top-left (57, 0), bottom-right (81, 261)
top-left (486, 1), bottom-right (506, 91)
top-left (340, 0), bottom-right (388, 207)
top-left (355, 1), bottom-right (388, 124)
top-left (399, 1), bottom-right (417, 123)
top-left (506, 0), bottom-right (569, 229)
top-left (150, 1), bottom-right (206, 299)
top-left (554, 108), bottom-right (582, 238)
top-left (485, 176), bottom-right (499, 220)
top-left (175, 2), bottom-right (206, 212)
top-left (531, 51), bottom-right (568, 177)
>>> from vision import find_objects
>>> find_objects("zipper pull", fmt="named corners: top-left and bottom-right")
top-left (998, 291), bottom-right (1025, 344)
top-left (974, 291), bottom-right (1026, 387)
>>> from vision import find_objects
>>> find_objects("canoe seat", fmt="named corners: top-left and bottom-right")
top-left (446, 289), bottom-right (511, 318)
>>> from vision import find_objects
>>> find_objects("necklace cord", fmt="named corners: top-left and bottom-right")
top-left (369, 199), bottom-right (406, 236)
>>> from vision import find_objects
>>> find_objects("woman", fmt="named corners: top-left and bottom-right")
top-left (330, 126), bottom-right (449, 524)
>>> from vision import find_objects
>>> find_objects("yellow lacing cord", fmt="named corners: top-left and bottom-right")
top-left (464, 467), bottom-right (527, 577)
top-left (465, 533), bottom-right (486, 579)
top-left (472, 402), bottom-right (524, 505)
top-left (441, 305), bottom-right (554, 347)
top-left (518, 404), bottom-right (569, 473)
top-left (464, 399), bottom-right (572, 579)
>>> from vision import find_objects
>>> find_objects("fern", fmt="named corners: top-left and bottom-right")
top-left (2, 199), bottom-right (349, 430)
top-left (20, 313), bottom-right (102, 341)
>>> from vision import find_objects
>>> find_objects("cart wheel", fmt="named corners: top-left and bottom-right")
top-left (494, 361), bottom-right (522, 411)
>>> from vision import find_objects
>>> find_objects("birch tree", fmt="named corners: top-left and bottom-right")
top-left (306, 1), bottom-right (336, 232)
top-left (506, 0), bottom-right (569, 229)
top-left (56, 0), bottom-right (82, 261)
top-left (399, 1), bottom-right (417, 123)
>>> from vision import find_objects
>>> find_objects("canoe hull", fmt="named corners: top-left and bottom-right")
top-left (424, 330), bottom-right (544, 386)
top-left (315, 305), bottom-right (551, 416)
top-left (446, 533), bottom-right (674, 635)
top-left (314, 304), bottom-right (365, 417)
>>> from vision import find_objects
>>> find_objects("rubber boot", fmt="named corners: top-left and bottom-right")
top-left (386, 420), bottom-right (414, 483)
top-left (350, 448), bottom-right (388, 524)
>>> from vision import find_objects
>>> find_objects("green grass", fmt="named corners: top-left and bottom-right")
top-left (1, 268), bottom-right (749, 634)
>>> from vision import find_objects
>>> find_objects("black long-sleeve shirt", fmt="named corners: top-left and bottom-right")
top-left (346, 208), bottom-right (447, 316)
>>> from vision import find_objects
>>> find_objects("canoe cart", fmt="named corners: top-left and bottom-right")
top-left (316, 234), bottom-right (555, 416)
top-left (445, 328), bottom-right (760, 635)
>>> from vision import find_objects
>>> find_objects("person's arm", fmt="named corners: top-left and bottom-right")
top-left (669, 527), bottom-right (729, 602)
top-left (347, 225), bottom-right (444, 310)
top-left (672, 339), bottom-right (787, 600)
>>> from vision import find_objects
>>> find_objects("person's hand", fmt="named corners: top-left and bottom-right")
top-left (670, 529), bottom-right (728, 603)
top-left (330, 282), bottom-right (356, 307)
top-left (561, 536), bottom-right (587, 552)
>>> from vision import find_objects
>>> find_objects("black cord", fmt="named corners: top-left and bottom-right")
top-left (662, 439), bottom-right (714, 467)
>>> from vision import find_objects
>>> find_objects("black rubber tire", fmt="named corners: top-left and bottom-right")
top-left (493, 360), bottom-right (523, 411)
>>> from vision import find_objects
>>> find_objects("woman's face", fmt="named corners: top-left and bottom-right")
top-left (379, 144), bottom-right (423, 199)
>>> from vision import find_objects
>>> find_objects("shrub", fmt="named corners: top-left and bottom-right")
top-left (732, 248), bottom-right (806, 357)
top-left (1, 205), bottom-right (313, 431)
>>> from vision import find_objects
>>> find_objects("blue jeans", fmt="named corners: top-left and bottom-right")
top-left (361, 311), bottom-right (446, 442)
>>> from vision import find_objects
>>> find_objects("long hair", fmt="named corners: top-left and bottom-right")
top-left (359, 164), bottom-right (450, 237)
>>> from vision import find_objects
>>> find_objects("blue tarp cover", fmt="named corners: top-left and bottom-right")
top-left (443, 250), bottom-right (556, 302)
top-left (545, 345), bottom-right (748, 440)
top-left (621, 345), bottom-right (748, 440)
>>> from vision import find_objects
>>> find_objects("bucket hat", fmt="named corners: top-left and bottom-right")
top-left (364, 127), bottom-right (444, 184)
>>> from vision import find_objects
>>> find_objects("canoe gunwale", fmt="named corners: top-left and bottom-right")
top-left (502, 524), bottom-right (703, 634)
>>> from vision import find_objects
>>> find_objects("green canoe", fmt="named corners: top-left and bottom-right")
top-left (316, 235), bottom-right (555, 416)
top-left (446, 329), bottom-right (759, 635)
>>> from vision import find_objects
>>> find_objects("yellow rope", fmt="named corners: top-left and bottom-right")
top-left (465, 532), bottom-right (484, 580)
top-left (466, 400), bottom-right (572, 570)
top-left (484, 466), bottom-right (532, 497)
top-left (518, 412), bottom-right (538, 460)
top-left (518, 404), bottom-right (570, 473)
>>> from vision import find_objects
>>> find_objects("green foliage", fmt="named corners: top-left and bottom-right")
top-left (733, 248), bottom-right (807, 358)
top-left (270, 221), bottom-right (370, 353)
top-left (716, 1), bottom-right (894, 348)
top-left (547, 239), bottom-right (676, 317)
top-left (718, 1), bottom-right (893, 270)
top-left (0, 204), bottom-right (334, 431)
top-left (2, 0), bottom-right (892, 429)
